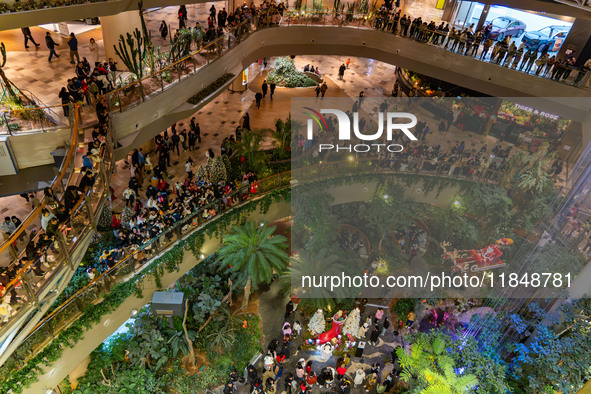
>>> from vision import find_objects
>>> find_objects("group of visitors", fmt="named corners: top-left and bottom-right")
top-left (0, 101), bottom-right (111, 320)
top-left (255, 80), bottom-right (277, 108)
top-left (246, 0), bottom-right (590, 86)
top-left (224, 299), bottom-right (407, 393)
top-left (367, 5), bottom-right (589, 85)
top-left (57, 36), bottom-right (117, 117)
top-left (97, 113), bottom-right (259, 279)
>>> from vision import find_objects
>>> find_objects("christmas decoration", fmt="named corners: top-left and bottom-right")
top-left (317, 311), bottom-right (346, 344)
top-left (342, 307), bottom-right (361, 338)
top-left (98, 206), bottom-right (113, 229)
top-left (308, 309), bottom-right (326, 336)
top-left (194, 165), bottom-right (207, 181)
top-left (121, 207), bottom-right (134, 230)
top-left (440, 238), bottom-right (514, 273)
top-left (209, 156), bottom-right (227, 184)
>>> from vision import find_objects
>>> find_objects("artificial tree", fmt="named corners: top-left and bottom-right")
top-left (342, 307), bottom-right (361, 338)
top-left (266, 57), bottom-right (318, 88)
top-left (0, 42), bottom-right (38, 108)
top-left (308, 308), bottom-right (326, 336)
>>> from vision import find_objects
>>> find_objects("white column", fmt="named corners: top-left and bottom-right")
top-left (99, 11), bottom-right (143, 66)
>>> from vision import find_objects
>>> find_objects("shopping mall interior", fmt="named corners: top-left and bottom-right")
top-left (0, 0), bottom-right (590, 392)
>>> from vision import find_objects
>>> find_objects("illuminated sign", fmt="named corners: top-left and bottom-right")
top-left (514, 104), bottom-right (559, 120)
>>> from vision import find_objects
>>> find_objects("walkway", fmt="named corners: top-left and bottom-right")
top-left (0, 2), bottom-right (587, 113)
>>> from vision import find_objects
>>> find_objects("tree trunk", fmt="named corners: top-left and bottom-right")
top-left (242, 277), bottom-right (251, 310)
top-left (182, 299), bottom-right (195, 368)
top-left (0, 69), bottom-right (19, 102)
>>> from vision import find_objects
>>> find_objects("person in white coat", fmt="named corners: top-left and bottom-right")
top-left (89, 38), bottom-right (100, 66)
top-left (353, 368), bottom-right (366, 387)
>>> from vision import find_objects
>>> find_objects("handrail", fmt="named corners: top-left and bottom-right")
top-left (103, 9), bottom-right (588, 113)
top-left (0, 101), bottom-right (115, 340)
top-left (107, 35), bottom-right (226, 98)
top-left (0, 104), bottom-right (77, 258)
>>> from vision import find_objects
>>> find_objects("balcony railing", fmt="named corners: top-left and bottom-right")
top-left (104, 9), bottom-right (589, 114)
top-left (0, 103), bottom-right (114, 362)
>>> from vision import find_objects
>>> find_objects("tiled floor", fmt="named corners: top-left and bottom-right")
top-left (107, 54), bottom-right (377, 209)
top-left (0, 3), bottom-right (224, 109)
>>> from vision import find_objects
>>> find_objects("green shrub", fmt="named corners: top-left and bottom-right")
top-left (392, 298), bottom-right (417, 319)
top-left (266, 57), bottom-right (318, 88)
top-left (187, 73), bottom-right (234, 105)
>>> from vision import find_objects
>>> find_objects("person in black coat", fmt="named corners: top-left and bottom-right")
top-left (78, 170), bottom-right (95, 193)
top-left (45, 32), bottom-right (59, 61)
top-left (261, 80), bottom-right (268, 97)
top-left (369, 325), bottom-right (380, 346)
top-left (269, 82), bottom-right (276, 99)
top-left (382, 317), bottom-right (390, 335)
top-left (242, 113), bottom-right (251, 130)
top-left (247, 364), bottom-right (258, 383)
top-left (285, 300), bottom-right (294, 319)
top-left (64, 185), bottom-right (80, 212)
top-left (223, 381), bottom-right (235, 394)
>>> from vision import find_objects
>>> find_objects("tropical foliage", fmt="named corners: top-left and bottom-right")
top-left (280, 247), bottom-right (357, 309)
top-left (397, 334), bottom-right (477, 393)
top-left (398, 331), bottom-right (509, 394)
top-left (66, 258), bottom-right (261, 393)
top-left (216, 221), bottom-right (289, 307)
top-left (506, 299), bottom-right (591, 393)
top-left (231, 129), bottom-right (267, 174)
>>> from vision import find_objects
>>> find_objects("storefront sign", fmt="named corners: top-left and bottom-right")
top-left (514, 104), bottom-right (559, 120)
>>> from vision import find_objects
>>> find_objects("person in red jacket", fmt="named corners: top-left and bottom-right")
top-left (306, 371), bottom-right (318, 386)
top-left (336, 363), bottom-right (347, 380)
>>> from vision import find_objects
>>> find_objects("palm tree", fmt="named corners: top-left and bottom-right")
top-left (215, 221), bottom-right (288, 309)
top-left (273, 117), bottom-right (291, 152)
top-left (206, 305), bottom-right (244, 353)
top-left (232, 129), bottom-right (267, 174)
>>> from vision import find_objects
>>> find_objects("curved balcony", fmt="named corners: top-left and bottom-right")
top-left (103, 11), bottom-right (591, 160)
top-left (0, 0), bottom-right (588, 32)
top-left (0, 105), bottom-right (114, 372)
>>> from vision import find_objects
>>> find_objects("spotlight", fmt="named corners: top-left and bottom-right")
top-left (453, 200), bottom-right (461, 208)
top-left (348, 155), bottom-right (354, 161)
top-left (199, 254), bottom-right (205, 259)
top-left (131, 309), bottom-right (138, 316)
top-left (383, 194), bottom-right (389, 200)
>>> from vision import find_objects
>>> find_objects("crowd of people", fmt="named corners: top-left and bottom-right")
top-left (367, 8), bottom-right (588, 85)
top-left (222, 300), bottom-right (407, 393)
top-left (246, 0), bottom-right (590, 86)
top-left (97, 112), bottom-right (260, 279)
top-left (0, 99), bottom-right (112, 321)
